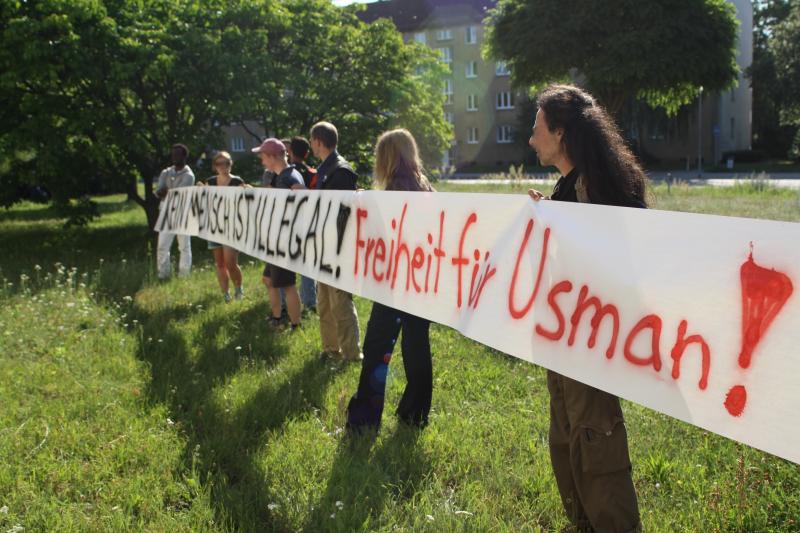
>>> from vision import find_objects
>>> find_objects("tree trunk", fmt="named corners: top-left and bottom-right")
top-left (126, 168), bottom-right (161, 233)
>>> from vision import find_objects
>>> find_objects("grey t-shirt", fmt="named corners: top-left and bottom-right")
top-left (274, 166), bottom-right (304, 190)
top-left (156, 165), bottom-right (195, 192)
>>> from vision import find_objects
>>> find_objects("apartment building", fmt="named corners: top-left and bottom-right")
top-left (222, 0), bottom-right (752, 171)
top-left (359, 0), bottom-right (525, 169)
top-left (637, 0), bottom-right (753, 167)
top-left (359, 0), bottom-right (753, 170)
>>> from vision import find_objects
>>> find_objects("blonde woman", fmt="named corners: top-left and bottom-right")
top-left (346, 129), bottom-right (435, 432)
top-left (201, 151), bottom-right (246, 302)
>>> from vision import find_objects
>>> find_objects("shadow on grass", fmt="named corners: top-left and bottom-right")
top-left (126, 290), bottom-right (348, 531)
top-left (0, 197), bottom-right (138, 223)
top-left (4, 201), bottom-right (435, 531)
top-left (0, 223), bottom-right (152, 282)
top-left (303, 425), bottom-right (432, 531)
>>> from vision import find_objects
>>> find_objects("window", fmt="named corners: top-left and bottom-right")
top-left (467, 127), bottom-right (479, 144)
top-left (465, 26), bottom-right (477, 44)
top-left (414, 32), bottom-right (426, 44)
top-left (443, 79), bottom-right (453, 105)
top-left (231, 137), bottom-right (245, 152)
top-left (497, 125), bottom-right (514, 144)
top-left (495, 61), bottom-right (510, 76)
top-left (438, 47), bottom-right (452, 65)
top-left (436, 29), bottom-right (453, 41)
top-left (467, 94), bottom-right (478, 111)
top-left (442, 144), bottom-right (455, 167)
top-left (730, 118), bottom-right (735, 141)
top-left (496, 91), bottom-right (515, 110)
top-left (465, 61), bottom-right (477, 78)
top-left (444, 111), bottom-right (454, 124)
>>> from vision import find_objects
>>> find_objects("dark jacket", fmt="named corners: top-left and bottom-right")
top-left (316, 151), bottom-right (358, 191)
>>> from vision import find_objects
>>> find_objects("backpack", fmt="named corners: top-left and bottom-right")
top-left (292, 162), bottom-right (317, 189)
top-left (305, 166), bottom-right (318, 189)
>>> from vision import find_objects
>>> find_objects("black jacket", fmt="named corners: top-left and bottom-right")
top-left (316, 151), bottom-right (358, 191)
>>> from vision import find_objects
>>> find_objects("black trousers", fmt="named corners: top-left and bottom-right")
top-left (347, 302), bottom-right (432, 429)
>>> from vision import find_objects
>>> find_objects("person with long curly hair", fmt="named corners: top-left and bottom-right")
top-left (528, 84), bottom-right (645, 533)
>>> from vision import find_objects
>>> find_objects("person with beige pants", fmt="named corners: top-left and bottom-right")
top-left (309, 121), bottom-right (362, 361)
top-left (317, 283), bottom-right (361, 360)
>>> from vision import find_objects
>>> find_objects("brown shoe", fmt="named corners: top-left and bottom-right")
top-left (319, 350), bottom-right (342, 360)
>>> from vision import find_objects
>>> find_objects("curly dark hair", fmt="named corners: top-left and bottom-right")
top-left (537, 85), bottom-right (648, 208)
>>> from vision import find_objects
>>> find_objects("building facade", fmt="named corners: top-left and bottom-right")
top-left (638, 0), bottom-right (753, 168)
top-left (360, 0), bottom-right (524, 170)
top-left (360, 0), bottom-right (754, 170)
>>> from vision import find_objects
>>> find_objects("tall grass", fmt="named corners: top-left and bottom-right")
top-left (1, 188), bottom-right (799, 531)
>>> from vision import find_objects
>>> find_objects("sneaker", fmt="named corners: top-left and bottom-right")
top-left (223, 292), bottom-right (232, 303)
top-left (234, 286), bottom-right (244, 300)
top-left (267, 316), bottom-right (283, 328)
top-left (343, 352), bottom-right (364, 362)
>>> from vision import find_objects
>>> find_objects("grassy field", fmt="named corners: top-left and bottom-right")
top-left (1, 183), bottom-right (799, 532)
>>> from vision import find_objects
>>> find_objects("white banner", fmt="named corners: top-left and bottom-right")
top-left (157, 186), bottom-right (800, 464)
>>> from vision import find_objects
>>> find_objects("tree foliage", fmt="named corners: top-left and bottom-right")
top-left (485, 0), bottom-right (740, 116)
top-left (0, 0), bottom-right (450, 227)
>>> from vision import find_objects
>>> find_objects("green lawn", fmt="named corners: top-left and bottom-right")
top-left (1, 184), bottom-right (799, 532)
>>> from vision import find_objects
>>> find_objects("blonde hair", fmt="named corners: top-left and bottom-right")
top-left (213, 151), bottom-right (233, 168)
top-left (373, 129), bottom-right (431, 191)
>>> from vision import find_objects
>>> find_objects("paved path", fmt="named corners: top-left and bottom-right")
top-left (442, 172), bottom-right (800, 190)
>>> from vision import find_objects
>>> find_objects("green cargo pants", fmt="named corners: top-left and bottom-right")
top-left (547, 370), bottom-right (641, 533)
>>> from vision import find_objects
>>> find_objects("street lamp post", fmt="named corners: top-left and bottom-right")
top-left (697, 86), bottom-right (704, 177)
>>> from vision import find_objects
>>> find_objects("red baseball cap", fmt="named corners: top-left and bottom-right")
top-left (251, 138), bottom-right (286, 156)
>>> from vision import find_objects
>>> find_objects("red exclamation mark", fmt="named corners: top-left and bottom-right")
top-left (725, 244), bottom-right (794, 417)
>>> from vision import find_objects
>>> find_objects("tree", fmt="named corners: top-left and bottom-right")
top-left (749, 0), bottom-right (796, 158)
top-left (0, 0), bottom-right (233, 226)
top-left (227, 0), bottom-right (451, 177)
top-left (485, 0), bottom-right (740, 116)
top-left (769, 1), bottom-right (800, 159)
top-left (0, 0), bottom-right (450, 228)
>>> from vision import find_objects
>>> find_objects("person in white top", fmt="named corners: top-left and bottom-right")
top-left (155, 143), bottom-right (195, 280)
